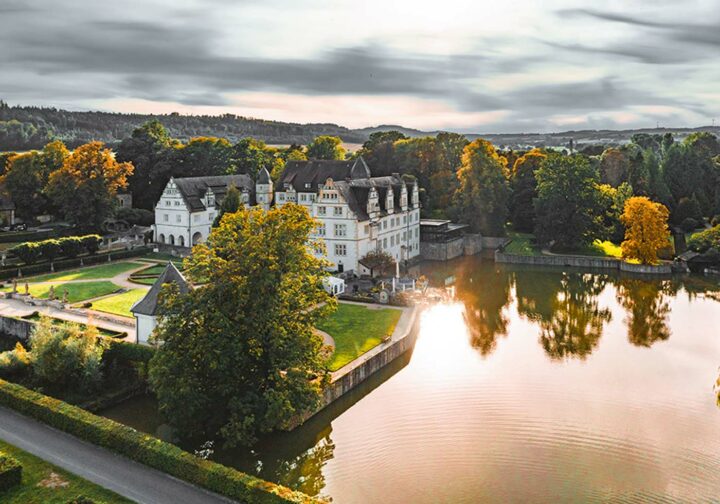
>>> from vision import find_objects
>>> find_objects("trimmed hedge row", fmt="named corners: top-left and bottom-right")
top-left (0, 451), bottom-right (22, 492)
top-left (0, 246), bottom-right (152, 281)
top-left (10, 235), bottom-right (102, 265)
top-left (0, 379), bottom-right (320, 503)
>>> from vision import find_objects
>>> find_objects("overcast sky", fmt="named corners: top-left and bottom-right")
top-left (2, 0), bottom-right (719, 133)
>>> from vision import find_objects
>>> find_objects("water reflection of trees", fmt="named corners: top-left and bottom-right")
top-left (614, 278), bottom-right (672, 347)
top-left (274, 431), bottom-right (336, 500)
top-left (515, 271), bottom-right (612, 360)
top-left (455, 261), bottom-right (512, 357)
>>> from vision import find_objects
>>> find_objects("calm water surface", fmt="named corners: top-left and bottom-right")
top-left (104, 258), bottom-right (720, 503)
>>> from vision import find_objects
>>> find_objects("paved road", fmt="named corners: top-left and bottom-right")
top-left (0, 406), bottom-right (234, 504)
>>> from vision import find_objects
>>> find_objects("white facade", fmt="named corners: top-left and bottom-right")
top-left (135, 313), bottom-right (157, 345)
top-left (275, 175), bottom-right (421, 273)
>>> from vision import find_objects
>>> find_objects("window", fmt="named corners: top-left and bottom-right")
top-left (317, 224), bottom-right (326, 236)
top-left (383, 238), bottom-right (387, 249)
top-left (194, 214), bottom-right (200, 223)
top-left (383, 220), bottom-right (387, 230)
top-left (166, 201), bottom-right (171, 206)
top-left (402, 231), bottom-right (406, 241)
top-left (318, 206), bottom-right (326, 216)
top-left (300, 194), bottom-right (307, 202)
top-left (364, 225), bottom-right (369, 235)
top-left (390, 235), bottom-right (395, 246)
top-left (176, 214), bottom-right (181, 223)
top-left (163, 214), bottom-right (169, 222)
top-left (403, 216), bottom-right (407, 224)
top-left (333, 207), bottom-right (343, 216)
top-left (335, 244), bottom-right (347, 256)
top-left (334, 223), bottom-right (346, 237)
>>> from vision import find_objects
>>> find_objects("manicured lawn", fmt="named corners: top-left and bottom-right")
top-left (139, 252), bottom-right (184, 264)
top-left (319, 303), bottom-right (403, 372)
top-left (578, 239), bottom-right (623, 258)
top-left (0, 440), bottom-right (133, 503)
top-left (24, 262), bottom-right (141, 282)
top-left (129, 277), bottom-right (157, 285)
top-left (504, 232), bottom-right (542, 256)
top-left (89, 289), bottom-right (148, 318)
top-left (5, 281), bottom-right (120, 303)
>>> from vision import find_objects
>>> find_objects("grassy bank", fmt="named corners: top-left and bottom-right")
top-left (0, 440), bottom-right (133, 503)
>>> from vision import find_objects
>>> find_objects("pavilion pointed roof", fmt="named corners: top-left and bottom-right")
top-left (130, 262), bottom-right (189, 316)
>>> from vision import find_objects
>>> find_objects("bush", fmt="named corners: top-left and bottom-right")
top-left (81, 235), bottom-right (102, 255)
top-left (9, 242), bottom-right (41, 265)
top-left (687, 225), bottom-right (720, 253)
top-left (0, 452), bottom-right (22, 492)
top-left (0, 343), bottom-right (30, 378)
top-left (103, 338), bottom-right (155, 364)
top-left (673, 196), bottom-right (702, 224)
top-left (0, 379), bottom-right (312, 503)
top-left (680, 217), bottom-right (699, 232)
top-left (116, 208), bottom-right (154, 227)
top-left (712, 215), bottom-right (720, 227)
top-left (39, 239), bottom-right (63, 263)
top-left (29, 318), bottom-right (106, 393)
top-left (60, 237), bottom-right (84, 259)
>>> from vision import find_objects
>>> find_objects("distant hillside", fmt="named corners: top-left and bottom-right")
top-left (1, 100), bottom-right (719, 152)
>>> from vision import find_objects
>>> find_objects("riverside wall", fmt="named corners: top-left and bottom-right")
top-left (495, 251), bottom-right (672, 275)
top-left (0, 315), bottom-right (34, 341)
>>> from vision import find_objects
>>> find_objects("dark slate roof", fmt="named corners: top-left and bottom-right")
top-left (277, 156), bottom-right (371, 192)
top-left (257, 167), bottom-right (271, 184)
top-left (173, 175), bottom-right (255, 212)
top-left (131, 262), bottom-right (189, 316)
top-left (334, 175), bottom-right (406, 222)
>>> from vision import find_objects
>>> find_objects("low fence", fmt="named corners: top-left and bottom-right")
top-left (495, 250), bottom-right (672, 275)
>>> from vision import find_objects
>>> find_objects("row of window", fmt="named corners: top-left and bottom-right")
top-left (162, 212), bottom-right (215, 224)
top-left (316, 206), bottom-right (343, 217)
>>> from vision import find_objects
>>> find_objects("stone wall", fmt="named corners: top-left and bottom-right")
top-left (495, 250), bottom-right (672, 275)
top-left (0, 315), bottom-right (34, 341)
top-left (480, 236), bottom-right (511, 250)
top-left (420, 237), bottom-right (465, 261)
top-left (463, 234), bottom-right (483, 256)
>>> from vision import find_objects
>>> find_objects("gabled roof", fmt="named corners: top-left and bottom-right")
top-left (131, 262), bottom-right (189, 316)
top-left (173, 175), bottom-right (255, 212)
top-left (334, 175), bottom-right (406, 222)
top-left (277, 156), bottom-right (371, 192)
top-left (257, 167), bottom-right (271, 184)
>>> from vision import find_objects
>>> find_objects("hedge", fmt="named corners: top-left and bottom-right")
top-left (0, 379), bottom-right (321, 503)
top-left (103, 338), bottom-right (155, 364)
top-left (0, 451), bottom-right (22, 492)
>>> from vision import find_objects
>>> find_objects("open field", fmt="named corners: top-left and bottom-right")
top-left (319, 303), bottom-right (402, 372)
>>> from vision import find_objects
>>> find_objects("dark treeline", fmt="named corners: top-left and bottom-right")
top-left (0, 101), bottom-right (367, 151)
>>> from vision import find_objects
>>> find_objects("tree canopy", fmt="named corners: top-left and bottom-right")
top-left (149, 204), bottom-right (336, 447)
top-left (620, 196), bottom-right (670, 265)
top-left (306, 135), bottom-right (346, 160)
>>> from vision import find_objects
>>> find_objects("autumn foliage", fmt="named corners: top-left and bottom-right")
top-left (620, 196), bottom-right (670, 265)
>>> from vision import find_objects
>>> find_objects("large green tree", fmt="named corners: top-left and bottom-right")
top-left (306, 135), bottom-right (346, 160)
top-left (357, 130), bottom-right (407, 176)
top-left (509, 148), bottom-right (546, 232)
top-left (46, 141), bottom-right (133, 230)
top-left (149, 204), bottom-right (336, 447)
top-left (534, 153), bottom-right (603, 251)
top-left (454, 139), bottom-right (509, 236)
top-left (229, 137), bottom-right (279, 178)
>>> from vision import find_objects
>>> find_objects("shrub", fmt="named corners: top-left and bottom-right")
top-left (81, 235), bottom-right (102, 255)
top-left (103, 338), bottom-right (155, 364)
top-left (59, 237), bottom-right (84, 259)
top-left (687, 225), bottom-right (720, 253)
top-left (0, 343), bottom-right (30, 378)
top-left (116, 208), bottom-right (154, 226)
top-left (712, 215), bottom-right (720, 227)
top-left (9, 242), bottom-right (41, 265)
top-left (39, 239), bottom-right (63, 263)
top-left (0, 452), bottom-right (22, 492)
top-left (673, 196), bottom-right (702, 224)
top-left (0, 379), bottom-right (314, 503)
top-left (680, 217), bottom-right (699, 232)
top-left (29, 318), bottom-right (106, 393)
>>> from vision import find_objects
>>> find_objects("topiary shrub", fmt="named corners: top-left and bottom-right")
top-left (680, 217), bottom-right (699, 232)
top-left (0, 452), bottom-right (22, 492)
top-left (39, 239), bottom-right (63, 263)
top-left (59, 237), bottom-right (84, 259)
top-left (9, 242), bottom-right (41, 265)
top-left (81, 235), bottom-right (102, 255)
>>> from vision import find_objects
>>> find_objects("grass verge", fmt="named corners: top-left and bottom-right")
top-left (319, 303), bottom-right (402, 372)
top-left (0, 440), bottom-right (133, 503)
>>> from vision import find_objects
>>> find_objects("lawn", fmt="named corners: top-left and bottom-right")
top-left (129, 277), bottom-right (157, 285)
top-left (0, 440), bottom-right (133, 503)
top-left (504, 232), bottom-right (542, 256)
top-left (575, 239), bottom-right (623, 258)
top-left (319, 303), bottom-right (403, 372)
top-left (89, 289), bottom-right (148, 318)
top-left (5, 281), bottom-right (119, 303)
top-left (24, 262), bottom-right (141, 282)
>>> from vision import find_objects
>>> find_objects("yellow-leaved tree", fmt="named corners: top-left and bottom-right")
top-left (620, 196), bottom-right (670, 265)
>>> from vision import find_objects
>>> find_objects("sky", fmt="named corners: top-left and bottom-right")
top-left (1, 0), bottom-right (719, 133)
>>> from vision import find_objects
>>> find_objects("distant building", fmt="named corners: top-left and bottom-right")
top-left (275, 157), bottom-right (421, 273)
top-left (130, 262), bottom-right (189, 345)
top-left (116, 192), bottom-right (133, 209)
top-left (153, 172), bottom-right (272, 247)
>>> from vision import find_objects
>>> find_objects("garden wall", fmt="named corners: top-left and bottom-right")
top-left (0, 316), bottom-right (34, 341)
top-left (495, 251), bottom-right (672, 275)
top-left (421, 237), bottom-right (465, 261)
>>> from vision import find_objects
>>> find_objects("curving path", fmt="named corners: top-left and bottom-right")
top-left (0, 406), bottom-right (234, 504)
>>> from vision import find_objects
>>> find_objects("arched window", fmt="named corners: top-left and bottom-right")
top-left (179, 235), bottom-right (185, 247)
top-left (170, 235), bottom-right (175, 246)
top-left (192, 232), bottom-right (203, 245)
top-left (158, 234), bottom-right (165, 244)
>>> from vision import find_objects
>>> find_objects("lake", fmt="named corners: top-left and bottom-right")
top-left (102, 257), bottom-right (720, 503)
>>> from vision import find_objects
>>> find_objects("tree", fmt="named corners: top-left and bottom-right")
top-left (45, 142), bottom-right (133, 230)
top-left (149, 204), bottom-right (336, 447)
top-left (229, 138), bottom-right (277, 178)
top-left (9, 242), bottom-right (41, 265)
top-left (598, 182), bottom-right (633, 243)
top-left (81, 235), bottom-right (102, 254)
top-left (28, 317), bottom-right (106, 393)
top-left (116, 120), bottom-right (175, 210)
top-left (212, 185), bottom-right (242, 227)
top-left (620, 196), bottom-right (670, 265)
top-left (454, 139), bottom-right (510, 236)
top-left (357, 131), bottom-right (407, 176)
top-left (171, 137), bottom-right (233, 178)
top-left (359, 249), bottom-right (395, 277)
top-left (662, 143), bottom-right (702, 204)
top-left (509, 148), bottom-right (546, 232)
top-left (306, 136), bottom-right (346, 160)
top-left (39, 239), bottom-right (62, 263)
top-left (534, 154), bottom-right (603, 251)
top-left (599, 148), bottom-right (629, 187)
